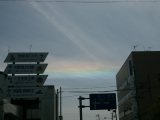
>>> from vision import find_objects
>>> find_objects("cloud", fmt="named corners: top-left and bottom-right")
top-left (30, 2), bottom-right (117, 62)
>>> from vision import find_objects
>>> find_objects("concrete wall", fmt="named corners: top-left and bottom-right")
top-left (116, 53), bottom-right (138, 120)
top-left (132, 52), bottom-right (160, 120)
top-left (116, 51), bottom-right (160, 120)
top-left (40, 86), bottom-right (57, 120)
top-left (26, 85), bottom-right (58, 120)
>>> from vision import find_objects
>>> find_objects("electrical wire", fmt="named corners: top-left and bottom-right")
top-left (62, 93), bottom-right (89, 98)
top-left (62, 86), bottom-right (160, 98)
top-left (0, 0), bottom-right (160, 3)
top-left (62, 87), bottom-right (159, 93)
top-left (63, 86), bottom-right (117, 90)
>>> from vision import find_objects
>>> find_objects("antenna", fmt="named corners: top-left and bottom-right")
top-left (29, 44), bottom-right (32, 52)
top-left (148, 47), bottom-right (152, 51)
top-left (133, 45), bottom-right (138, 51)
top-left (143, 46), bottom-right (146, 51)
top-left (8, 47), bottom-right (10, 53)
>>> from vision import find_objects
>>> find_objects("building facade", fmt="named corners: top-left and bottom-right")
top-left (2, 52), bottom-right (59, 120)
top-left (26, 85), bottom-right (58, 120)
top-left (10, 85), bottom-right (59, 120)
top-left (0, 71), bottom-right (22, 120)
top-left (0, 72), bottom-right (7, 120)
top-left (116, 51), bottom-right (160, 120)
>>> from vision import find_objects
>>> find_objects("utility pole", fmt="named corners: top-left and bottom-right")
top-left (59, 87), bottom-right (63, 120)
top-left (56, 89), bottom-right (59, 120)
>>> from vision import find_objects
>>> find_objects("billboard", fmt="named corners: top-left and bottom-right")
top-left (90, 93), bottom-right (116, 110)
top-left (4, 52), bottom-right (48, 62)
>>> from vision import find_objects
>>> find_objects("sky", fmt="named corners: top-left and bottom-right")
top-left (1, 0), bottom-right (160, 120)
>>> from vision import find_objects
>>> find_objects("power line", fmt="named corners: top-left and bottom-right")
top-left (1, 0), bottom-right (160, 3)
top-left (63, 86), bottom-right (117, 90)
top-left (61, 86), bottom-right (160, 98)
top-left (62, 94), bottom-right (89, 98)
top-left (62, 87), bottom-right (158, 93)
top-left (62, 88), bottom-right (133, 93)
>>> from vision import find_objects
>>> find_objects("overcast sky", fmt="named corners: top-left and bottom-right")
top-left (1, 0), bottom-right (160, 120)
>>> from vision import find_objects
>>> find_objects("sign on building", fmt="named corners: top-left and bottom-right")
top-left (4, 52), bottom-right (48, 99)
top-left (4, 52), bottom-right (48, 62)
top-left (4, 64), bottom-right (47, 74)
top-left (8, 87), bottom-right (47, 98)
top-left (8, 75), bottom-right (48, 87)
top-left (90, 93), bottom-right (117, 110)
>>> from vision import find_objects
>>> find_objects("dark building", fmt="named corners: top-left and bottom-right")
top-left (116, 51), bottom-right (160, 120)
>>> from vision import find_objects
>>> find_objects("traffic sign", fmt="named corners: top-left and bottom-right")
top-left (4, 64), bottom-right (48, 74)
top-left (7, 87), bottom-right (47, 98)
top-left (90, 93), bottom-right (117, 110)
top-left (4, 52), bottom-right (48, 63)
top-left (8, 75), bottom-right (48, 87)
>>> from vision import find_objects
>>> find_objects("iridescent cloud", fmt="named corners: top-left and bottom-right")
top-left (45, 58), bottom-right (117, 79)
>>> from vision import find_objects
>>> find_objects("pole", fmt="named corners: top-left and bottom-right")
top-left (78, 96), bottom-right (83, 120)
top-left (114, 110), bottom-right (117, 120)
top-left (56, 89), bottom-right (59, 120)
top-left (59, 87), bottom-right (63, 120)
top-left (111, 111), bottom-right (113, 120)
top-left (78, 96), bottom-right (90, 120)
top-left (60, 87), bottom-right (62, 117)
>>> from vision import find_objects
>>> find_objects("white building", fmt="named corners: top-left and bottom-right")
top-left (26, 85), bottom-right (58, 120)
